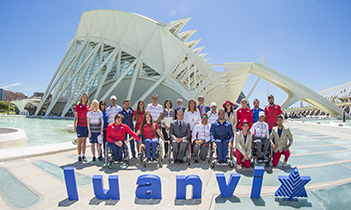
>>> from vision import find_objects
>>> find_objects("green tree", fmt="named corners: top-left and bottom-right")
top-left (0, 101), bottom-right (10, 114)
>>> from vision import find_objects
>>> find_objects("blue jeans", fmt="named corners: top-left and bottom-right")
top-left (214, 139), bottom-right (229, 162)
top-left (108, 142), bottom-right (123, 160)
top-left (144, 138), bottom-right (158, 159)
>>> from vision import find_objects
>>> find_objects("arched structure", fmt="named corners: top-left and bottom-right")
top-left (35, 10), bottom-right (342, 117)
top-left (11, 98), bottom-right (41, 115)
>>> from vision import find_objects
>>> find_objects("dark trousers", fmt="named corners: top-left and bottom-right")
top-left (162, 127), bottom-right (170, 155)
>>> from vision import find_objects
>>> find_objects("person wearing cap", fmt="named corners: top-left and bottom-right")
top-left (264, 95), bottom-right (283, 134)
top-left (211, 109), bottom-right (234, 164)
top-left (250, 111), bottom-right (270, 161)
top-left (223, 100), bottom-right (237, 132)
top-left (269, 115), bottom-right (293, 167)
top-left (120, 99), bottom-right (136, 158)
top-left (145, 94), bottom-right (163, 128)
top-left (106, 95), bottom-right (122, 125)
top-left (207, 102), bottom-right (219, 125)
top-left (197, 96), bottom-right (210, 116)
top-left (236, 98), bottom-right (253, 130)
top-left (252, 99), bottom-right (264, 124)
top-left (234, 119), bottom-right (252, 169)
top-left (87, 99), bottom-right (104, 162)
top-left (192, 113), bottom-right (211, 164)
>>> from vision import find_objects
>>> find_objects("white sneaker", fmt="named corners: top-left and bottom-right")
top-left (283, 161), bottom-right (288, 167)
top-left (237, 164), bottom-right (242, 169)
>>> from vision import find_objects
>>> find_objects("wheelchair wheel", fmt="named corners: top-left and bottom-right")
top-left (143, 161), bottom-right (146, 168)
top-left (139, 151), bottom-right (144, 163)
top-left (211, 161), bottom-right (215, 168)
top-left (229, 161), bottom-right (234, 168)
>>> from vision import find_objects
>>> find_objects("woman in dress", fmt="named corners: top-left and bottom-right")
top-left (184, 99), bottom-right (201, 154)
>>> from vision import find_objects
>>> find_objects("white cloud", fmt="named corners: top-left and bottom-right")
top-left (1, 83), bottom-right (22, 89)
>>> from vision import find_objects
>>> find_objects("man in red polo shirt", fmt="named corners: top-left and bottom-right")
top-left (264, 95), bottom-right (283, 134)
top-left (236, 99), bottom-right (253, 130)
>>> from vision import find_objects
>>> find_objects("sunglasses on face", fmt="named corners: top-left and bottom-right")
top-left (101, 104), bottom-right (106, 105)
top-left (202, 116), bottom-right (208, 119)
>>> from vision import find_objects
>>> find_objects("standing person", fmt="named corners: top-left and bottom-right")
top-left (120, 99), bottom-right (136, 158)
top-left (134, 113), bottom-right (166, 162)
top-left (87, 99), bottom-right (103, 162)
top-left (251, 112), bottom-right (270, 162)
top-left (169, 110), bottom-right (191, 163)
top-left (236, 99), bottom-right (253, 130)
top-left (265, 95), bottom-right (283, 134)
top-left (106, 95), bottom-right (122, 124)
top-left (207, 102), bottom-right (218, 125)
top-left (252, 99), bottom-right (264, 124)
top-left (223, 100), bottom-right (237, 132)
top-left (174, 99), bottom-right (186, 115)
top-left (211, 109), bottom-right (234, 164)
top-left (270, 116), bottom-right (293, 167)
top-left (106, 114), bottom-right (140, 163)
top-left (192, 113), bottom-right (211, 164)
top-left (184, 99), bottom-right (201, 154)
top-left (234, 120), bottom-right (252, 169)
top-left (74, 93), bottom-right (90, 162)
top-left (99, 100), bottom-right (108, 157)
top-left (133, 100), bottom-right (145, 154)
top-left (145, 94), bottom-right (163, 128)
top-left (197, 96), bottom-right (210, 116)
top-left (161, 99), bottom-right (175, 158)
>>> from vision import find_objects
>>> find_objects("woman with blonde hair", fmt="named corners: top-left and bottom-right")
top-left (87, 99), bottom-right (104, 162)
top-left (74, 93), bottom-right (90, 162)
top-left (184, 98), bottom-right (201, 154)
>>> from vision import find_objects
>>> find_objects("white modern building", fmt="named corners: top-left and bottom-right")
top-left (35, 10), bottom-right (342, 117)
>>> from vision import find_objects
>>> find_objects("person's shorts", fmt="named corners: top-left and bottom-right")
top-left (76, 126), bottom-right (88, 138)
top-left (89, 132), bottom-right (100, 144)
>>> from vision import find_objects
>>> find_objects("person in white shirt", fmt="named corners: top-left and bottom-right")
top-left (87, 99), bottom-right (104, 162)
top-left (207, 102), bottom-right (218, 125)
top-left (145, 94), bottom-right (163, 127)
top-left (184, 98), bottom-right (201, 154)
top-left (192, 113), bottom-right (211, 163)
top-left (106, 95), bottom-right (122, 124)
top-left (250, 111), bottom-right (270, 161)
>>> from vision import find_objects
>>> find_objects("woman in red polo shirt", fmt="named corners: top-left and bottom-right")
top-left (134, 112), bottom-right (166, 163)
top-left (74, 93), bottom-right (90, 162)
top-left (133, 100), bottom-right (145, 154)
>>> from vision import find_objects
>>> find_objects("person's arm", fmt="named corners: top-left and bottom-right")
top-left (184, 123), bottom-right (191, 141)
top-left (87, 113), bottom-right (91, 138)
top-left (205, 124), bottom-right (211, 142)
top-left (125, 126), bottom-right (140, 143)
top-left (170, 122), bottom-right (176, 141)
top-left (192, 124), bottom-right (198, 140)
top-left (74, 111), bottom-right (78, 133)
top-left (235, 134), bottom-right (245, 155)
top-left (236, 110), bottom-right (240, 129)
top-left (100, 115), bottom-right (104, 136)
top-left (266, 123), bottom-right (270, 138)
top-left (127, 130), bottom-right (140, 142)
top-left (210, 123), bottom-right (215, 142)
top-left (249, 111), bottom-right (253, 128)
top-left (106, 125), bottom-right (114, 143)
top-left (228, 123), bottom-right (234, 147)
top-left (156, 129), bottom-right (166, 142)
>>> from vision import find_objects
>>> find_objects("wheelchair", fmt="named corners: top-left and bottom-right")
top-left (139, 138), bottom-right (163, 168)
top-left (104, 141), bottom-right (130, 169)
top-left (250, 139), bottom-right (272, 167)
top-left (168, 140), bottom-right (191, 166)
top-left (209, 141), bottom-right (235, 168)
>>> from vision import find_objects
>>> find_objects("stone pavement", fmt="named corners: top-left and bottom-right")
top-left (0, 121), bottom-right (351, 209)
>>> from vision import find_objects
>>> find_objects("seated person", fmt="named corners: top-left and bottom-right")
top-left (270, 115), bottom-right (293, 167)
top-left (250, 112), bottom-right (270, 162)
top-left (234, 120), bottom-right (252, 169)
top-left (192, 113), bottom-right (211, 164)
top-left (211, 109), bottom-right (234, 164)
top-left (169, 110), bottom-right (191, 163)
top-left (106, 114), bottom-right (140, 163)
top-left (133, 113), bottom-right (166, 163)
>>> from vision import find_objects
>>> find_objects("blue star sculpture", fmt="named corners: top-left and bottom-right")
top-left (275, 167), bottom-right (311, 201)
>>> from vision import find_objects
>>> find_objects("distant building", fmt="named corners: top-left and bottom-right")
top-left (0, 88), bottom-right (5, 101)
top-left (31, 92), bottom-right (45, 99)
top-left (5, 90), bottom-right (27, 102)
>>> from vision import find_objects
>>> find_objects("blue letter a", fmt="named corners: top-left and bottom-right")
top-left (216, 173), bottom-right (241, 197)
top-left (93, 175), bottom-right (120, 200)
top-left (135, 174), bottom-right (162, 199)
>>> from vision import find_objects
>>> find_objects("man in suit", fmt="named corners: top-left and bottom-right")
top-left (170, 110), bottom-right (191, 163)
top-left (174, 99), bottom-right (186, 115)
top-left (197, 96), bottom-right (210, 116)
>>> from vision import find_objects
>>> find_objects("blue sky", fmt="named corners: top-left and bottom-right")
top-left (0, 0), bottom-right (350, 108)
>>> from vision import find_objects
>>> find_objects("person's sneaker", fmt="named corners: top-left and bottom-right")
top-left (283, 161), bottom-right (288, 167)
top-left (194, 159), bottom-right (199, 164)
top-left (92, 157), bottom-right (96, 162)
top-left (132, 155), bottom-right (136, 159)
top-left (152, 159), bottom-right (157, 163)
top-left (98, 156), bottom-right (103, 162)
top-left (78, 156), bottom-right (82, 162)
top-left (237, 164), bottom-right (242, 169)
top-left (82, 156), bottom-right (88, 162)
top-left (114, 160), bottom-right (119, 164)
top-left (147, 159), bottom-right (151, 163)
top-left (222, 161), bottom-right (227, 165)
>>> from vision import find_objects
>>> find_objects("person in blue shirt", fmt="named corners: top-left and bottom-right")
top-left (99, 100), bottom-right (108, 159)
top-left (210, 109), bottom-right (234, 164)
top-left (119, 99), bottom-right (136, 158)
top-left (252, 99), bottom-right (264, 124)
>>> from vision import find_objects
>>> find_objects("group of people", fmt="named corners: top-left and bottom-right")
top-left (74, 93), bottom-right (293, 169)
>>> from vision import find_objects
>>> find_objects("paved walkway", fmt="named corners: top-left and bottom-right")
top-left (0, 121), bottom-right (351, 209)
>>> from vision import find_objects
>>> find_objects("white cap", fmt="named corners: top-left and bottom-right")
top-left (210, 102), bottom-right (217, 107)
top-left (110, 95), bottom-right (117, 100)
top-left (259, 111), bottom-right (265, 117)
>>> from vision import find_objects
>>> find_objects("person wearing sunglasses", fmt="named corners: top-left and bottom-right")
top-left (192, 113), bottom-right (211, 164)
top-left (99, 100), bottom-right (108, 158)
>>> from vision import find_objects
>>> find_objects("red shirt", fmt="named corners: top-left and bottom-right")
top-left (264, 104), bottom-right (282, 130)
top-left (236, 107), bottom-right (253, 129)
top-left (106, 123), bottom-right (140, 143)
top-left (141, 123), bottom-right (159, 139)
top-left (75, 104), bottom-right (89, 127)
top-left (133, 110), bottom-right (144, 131)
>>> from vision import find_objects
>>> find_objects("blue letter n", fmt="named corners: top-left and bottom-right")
top-left (176, 175), bottom-right (202, 199)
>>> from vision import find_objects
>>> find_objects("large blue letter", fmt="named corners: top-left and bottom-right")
top-left (251, 166), bottom-right (265, 199)
top-left (135, 174), bottom-right (162, 199)
top-left (93, 175), bottom-right (120, 200)
top-left (216, 173), bottom-right (241, 197)
top-left (176, 175), bottom-right (202, 199)
top-left (63, 167), bottom-right (78, 201)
